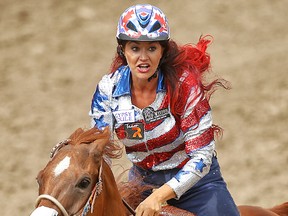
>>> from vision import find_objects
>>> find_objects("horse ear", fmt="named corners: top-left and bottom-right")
top-left (90, 126), bottom-right (111, 154)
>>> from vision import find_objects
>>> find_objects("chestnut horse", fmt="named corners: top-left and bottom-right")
top-left (30, 127), bottom-right (287, 216)
top-left (30, 127), bottom-right (193, 216)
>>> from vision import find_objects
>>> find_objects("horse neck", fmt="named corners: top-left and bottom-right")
top-left (90, 160), bottom-right (126, 216)
top-left (269, 202), bottom-right (288, 216)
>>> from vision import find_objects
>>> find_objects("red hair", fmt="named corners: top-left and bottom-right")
top-left (110, 36), bottom-right (230, 135)
top-left (169, 35), bottom-right (230, 116)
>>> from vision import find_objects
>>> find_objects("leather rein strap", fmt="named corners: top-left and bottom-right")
top-left (122, 198), bottom-right (136, 216)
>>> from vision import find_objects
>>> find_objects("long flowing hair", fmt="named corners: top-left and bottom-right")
top-left (110, 36), bottom-right (230, 134)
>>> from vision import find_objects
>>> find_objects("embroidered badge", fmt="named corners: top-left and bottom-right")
top-left (142, 107), bottom-right (170, 123)
top-left (124, 122), bottom-right (144, 140)
top-left (113, 109), bottom-right (135, 123)
top-left (194, 158), bottom-right (207, 173)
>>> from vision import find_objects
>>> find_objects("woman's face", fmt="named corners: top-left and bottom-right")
top-left (123, 41), bottom-right (164, 83)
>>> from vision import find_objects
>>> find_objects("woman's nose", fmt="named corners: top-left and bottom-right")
top-left (139, 50), bottom-right (148, 61)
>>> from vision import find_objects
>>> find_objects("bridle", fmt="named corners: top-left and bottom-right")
top-left (34, 139), bottom-right (136, 216)
top-left (35, 194), bottom-right (69, 216)
top-left (34, 160), bottom-right (104, 216)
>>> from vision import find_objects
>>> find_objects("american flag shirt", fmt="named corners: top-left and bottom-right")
top-left (90, 66), bottom-right (215, 198)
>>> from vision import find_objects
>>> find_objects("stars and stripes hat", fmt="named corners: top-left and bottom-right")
top-left (116, 4), bottom-right (170, 41)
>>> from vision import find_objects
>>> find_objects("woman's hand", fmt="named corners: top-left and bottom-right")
top-left (135, 193), bottom-right (162, 216)
top-left (135, 184), bottom-right (176, 216)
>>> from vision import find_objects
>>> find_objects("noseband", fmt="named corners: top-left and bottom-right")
top-left (35, 194), bottom-right (69, 216)
top-left (35, 160), bottom-right (103, 216)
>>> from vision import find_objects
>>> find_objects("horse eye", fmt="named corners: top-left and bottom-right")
top-left (77, 178), bottom-right (91, 189)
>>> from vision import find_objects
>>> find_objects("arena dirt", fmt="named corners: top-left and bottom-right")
top-left (0, 0), bottom-right (287, 215)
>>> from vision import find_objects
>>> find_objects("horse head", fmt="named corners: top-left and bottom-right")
top-left (30, 127), bottom-right (125, 216)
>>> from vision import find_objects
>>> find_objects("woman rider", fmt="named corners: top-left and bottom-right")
top-left (90, 4), bottom-right (239, 216)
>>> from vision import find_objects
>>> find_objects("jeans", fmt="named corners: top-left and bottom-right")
top-left (129, 156), bottom-right (240, 216)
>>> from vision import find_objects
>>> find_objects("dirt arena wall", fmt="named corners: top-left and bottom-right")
top-left (0, 0), bottom-right (287, 215)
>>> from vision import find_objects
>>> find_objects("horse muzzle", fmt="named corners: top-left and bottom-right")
top-left (31, 194), bottom-right (69, 216)
top-left (30, 206), bottom-right (59, 216)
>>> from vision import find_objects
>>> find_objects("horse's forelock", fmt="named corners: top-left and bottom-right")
top-left (68, 127), bottom-right (100, 145)
top-left (68, 127), bottom-right (123, 159)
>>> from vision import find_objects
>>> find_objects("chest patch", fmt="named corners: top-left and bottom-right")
top-left (142, 107), bottom-right (170, 123)
top-left (124, 122), bottom-right (144, 140)
top-left (113, 109), bottom-right (135, 123)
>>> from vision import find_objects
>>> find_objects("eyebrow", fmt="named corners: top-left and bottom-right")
top-left (129, 41), bottom-right (157, 45)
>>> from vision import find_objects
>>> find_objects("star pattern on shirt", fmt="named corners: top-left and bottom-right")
top-left (194, 158), bottom-right (207, 173)
top-left (94, 115), bottom-right (108, 129)
top-left (174, 171), bottom-right (190, 182)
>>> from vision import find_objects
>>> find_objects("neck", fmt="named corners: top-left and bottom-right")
top-left (131, 85), bottom-right (157, 109)
top-left (93, 161), bottom-right (126, 215)
top-left (131, 76), bottom-right (158, 92)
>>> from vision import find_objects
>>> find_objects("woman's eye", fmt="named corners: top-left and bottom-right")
top-left (149, 46), bottom-right (157, 51)
top-left (131, 47), bottom-right (139, 52)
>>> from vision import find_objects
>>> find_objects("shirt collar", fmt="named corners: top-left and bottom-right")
top-left (112, 66), bottom-right (166, 98)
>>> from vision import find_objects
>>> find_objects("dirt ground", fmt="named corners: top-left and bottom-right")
top-left (0, 0), bottom-right (287, 215)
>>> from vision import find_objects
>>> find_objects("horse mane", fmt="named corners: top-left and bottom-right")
top-left (67, 127), bottom-right (123, 159)
top-left (117, 175), bottom-right (196, 216)
top-left (116, 170), bottom-right (153, 211)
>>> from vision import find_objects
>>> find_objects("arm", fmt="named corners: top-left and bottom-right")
top-left (89, 74), bottom-right (115, 130)
top-left (136, 80), bottom-right (215, 215)
top-left (166, 84), bottom-right (215, 199)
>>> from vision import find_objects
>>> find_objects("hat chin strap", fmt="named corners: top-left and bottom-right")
top-left (35, 194), bottom-right (69, 216)
top-left (147, 70), bottom-right (158, 82)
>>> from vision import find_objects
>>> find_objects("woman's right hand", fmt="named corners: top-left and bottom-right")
top-left (135, 193), bottom-right (162, 216)
top-left (135, 184), bottom-right (176, 216)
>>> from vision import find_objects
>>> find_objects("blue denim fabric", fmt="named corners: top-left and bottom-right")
top-left (129, 157), bottom-right (240, 216)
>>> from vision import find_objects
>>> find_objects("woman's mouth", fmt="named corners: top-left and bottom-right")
top-left (137, 64), bottom-right (150, 73)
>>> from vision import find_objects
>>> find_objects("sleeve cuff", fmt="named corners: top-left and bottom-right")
top-left (166, 174), bottom-right (201, 199)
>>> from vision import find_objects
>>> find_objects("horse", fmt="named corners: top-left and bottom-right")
top-left (30, 127), bottom-right (288, 216)
top-left (30, 127), bottom-right (194, 216)
top-left (238, 203), bottom-right (288, 216)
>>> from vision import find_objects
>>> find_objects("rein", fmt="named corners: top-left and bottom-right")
top-left (122, 198), bottom-right (136, 216)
